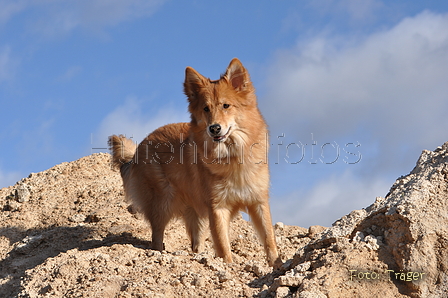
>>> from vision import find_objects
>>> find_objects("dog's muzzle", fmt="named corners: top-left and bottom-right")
top-left (208, 124), bottom-right (230, 142)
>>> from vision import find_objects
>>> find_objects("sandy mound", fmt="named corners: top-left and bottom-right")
top-left (1, 141), bottom-right (447, 297)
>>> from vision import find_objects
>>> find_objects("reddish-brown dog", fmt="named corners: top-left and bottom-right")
top-left (109, 58), bottom-right (281, 267)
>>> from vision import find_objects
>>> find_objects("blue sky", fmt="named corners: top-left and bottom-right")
top-left (1, 0), bottom-right (448, 227)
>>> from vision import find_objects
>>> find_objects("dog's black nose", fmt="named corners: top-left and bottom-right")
top-left (209, 124), bottom-right (221, 135)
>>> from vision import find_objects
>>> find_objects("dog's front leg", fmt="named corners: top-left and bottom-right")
top-left (247, 202), bottom-right (282, 269)
top-left (208, 206), bottom-right (232, 263)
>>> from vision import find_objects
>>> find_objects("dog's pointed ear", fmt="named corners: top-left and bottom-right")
top-left (184, 66), bottom-right (207, 101)
top-left (224, 58), bottom-right (251, 91)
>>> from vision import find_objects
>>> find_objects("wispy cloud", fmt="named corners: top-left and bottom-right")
top-left (264, 11), bottom-right (448, 227)
top-left (271, 170), bottom-right (391, 227)
top-left (280, 0), bottom-right (385, 37)
top-left (340, 0), bottom-right (384, 20)
top-left (0, 0), bottom-right (167, 36)
top-left (309, 0), bottom-right (384, 21)
top-left (265, 10), bottom-right (448, 164)
top-left (57, 66), bottom-right (82, 82)
top-left (93, 97), bottom-right (190, 152)
top-left (0, 0), bottom-right (27, 25)
top-left (0, 46), bottom-right (18, 82)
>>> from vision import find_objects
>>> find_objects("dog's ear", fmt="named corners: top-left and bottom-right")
top-left (224, 58), bottom-right (251, 92)
top-left (184, 66), bottom-right (207, 101)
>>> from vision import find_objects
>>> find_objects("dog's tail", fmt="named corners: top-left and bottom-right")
top-left (108, 135), bottom-right (137, 170)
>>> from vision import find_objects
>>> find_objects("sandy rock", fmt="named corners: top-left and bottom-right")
top-left (1, 141), bottom-right (448, 297)
top-left (15, 183), bottom-right (30, 203)
top-left (274, 222), bottom-right (285, 230)
top-left (307, 225), bottom-right (326, 238)
top-left (275, 286), bottom-right (290, 298)
top-left (245, 260), bottom-right (270, 277)
top-left (268, 141), bottom-right (448, 298)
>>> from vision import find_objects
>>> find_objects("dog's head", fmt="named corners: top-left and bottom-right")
top-left (184, 58), bottom-right (258, 147)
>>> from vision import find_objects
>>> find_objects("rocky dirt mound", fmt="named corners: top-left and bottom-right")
top-left (267, 142), bottom-right (448, 298)
top-left (1, 142), bottom-right (447, 297)
top-left (0, 153), bottom-right (308, 298)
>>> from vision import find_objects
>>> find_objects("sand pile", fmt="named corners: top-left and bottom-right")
top-left (1, 142), bottom-right (447, 297)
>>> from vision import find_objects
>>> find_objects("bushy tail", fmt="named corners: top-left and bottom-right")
top-left (108, 135), bottom-right (137, 169)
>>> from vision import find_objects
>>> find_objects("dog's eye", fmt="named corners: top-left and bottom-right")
top-left (223, 104), bottom-right (230, 109)
top-left (204, 107), bottom-right (210, 112)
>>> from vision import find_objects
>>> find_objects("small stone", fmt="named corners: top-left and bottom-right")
top-left (353, 231), bottom-right (365, 242)
top-left (365, 235), bottom-right (380, 250)
top-left (254, 264), bottom-right (269, 277)
top-left (294, 261), bottom-right (311, 273)
top-left (173, 250), bottom-right (189, 256)
top-left (275, 222), bottom-right (285, 230)
top-left (278, 275), bottom-right (304, 287)
top-left (308, 225), bottom-right (327, 238)
top-left (217, 270), bottom-right (231, 283)
top-left (70, 214), bottom-right (87, 223)
top-left (15, 184), bottom-right (30, 203)
top-left (275, 286), bottom-right (290, 298)
top-left (192, 276), bottom-right (205, 287)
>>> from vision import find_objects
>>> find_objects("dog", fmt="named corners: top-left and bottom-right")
top-left (109, 58), bottom-right (281, 268)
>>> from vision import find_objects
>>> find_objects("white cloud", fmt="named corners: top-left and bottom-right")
top-left (307, 0), bottom-right (383, 23)
top-left (76, 0), bottom-right (166, 26)
top-left (0, 0), bottom-right (166, 36)
top-left (94, 97), bottom-right (190, 152)
top-left (264, 11), bottom-right (448, 227)
top-left (340, 0), bottom-right (383, 21)
top-left (265, 10), bottom-right (448, 157)
top-left (271, 170), bottom-right (390, 227)
top-left (281, 0), bottom-right (384, 36)
top-left (0, 0), bottom-right (27, 24)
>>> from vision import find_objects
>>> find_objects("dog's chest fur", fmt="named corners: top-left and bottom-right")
top-left (206, 161), bottom-right (268, 207)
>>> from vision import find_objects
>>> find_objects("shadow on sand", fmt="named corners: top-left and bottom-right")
top-left (0, 225), bottom-right (152, 297)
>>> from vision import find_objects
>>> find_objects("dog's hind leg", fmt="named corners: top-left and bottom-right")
top-left (139, 191), bottom-right (172, 251)
top-left (148, 214), bottom-right (170, 251)
top-left (184, 207), bottom-right (207, 253)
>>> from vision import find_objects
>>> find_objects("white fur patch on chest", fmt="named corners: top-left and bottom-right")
top-left (212, 167), bottom-right (265, 207)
